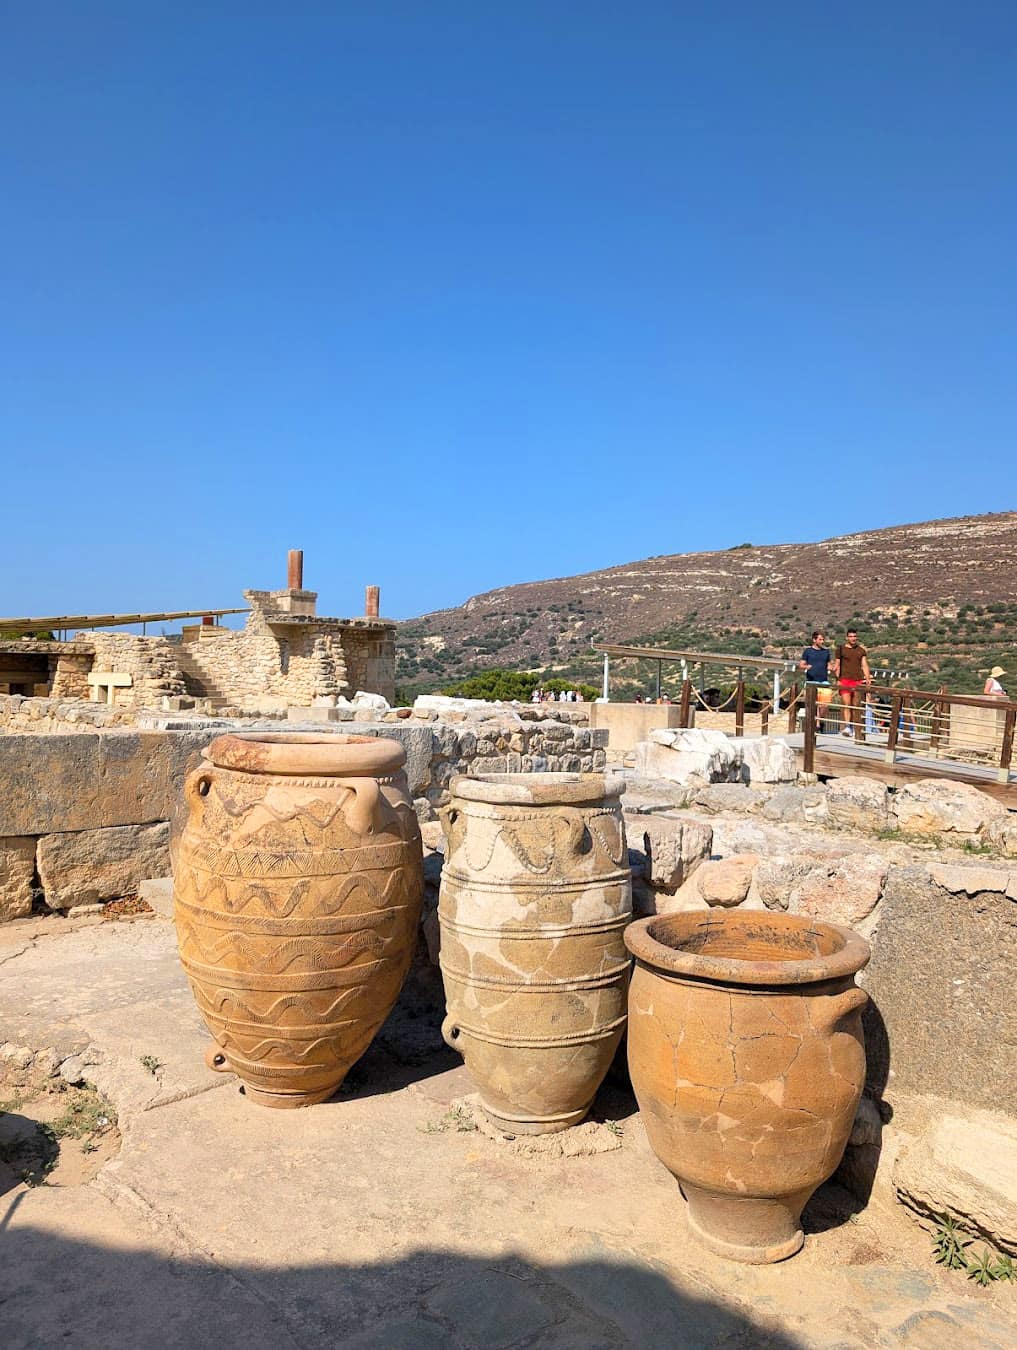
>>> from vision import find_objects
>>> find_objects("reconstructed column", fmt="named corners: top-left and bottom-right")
top-left (287, 550), bottom-right (304, 590)
top-left (365, 585), bottom-right (380, 618)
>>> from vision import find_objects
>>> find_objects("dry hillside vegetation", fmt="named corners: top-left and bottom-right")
top-left (397, 513), bottom-right (1017, 697)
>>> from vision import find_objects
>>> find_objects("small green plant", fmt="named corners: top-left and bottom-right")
top-left (140, 1055), bottom-right (162, 1075)
top-left (961, 839), bottom-right (997, 857)
top-left (967, 1248), bottom-right (999, 1286)
top-left (933, 1217), bottom-right (971, 1271)
top-left (932, 1217), bottom-right (1015, 1283)
top-left (50, 1086), bottom-right (116, 1139)
top-left (420, 1104), bottom-right (478, 1135)
top-left (604, 1119), bottom-right (624, 1138)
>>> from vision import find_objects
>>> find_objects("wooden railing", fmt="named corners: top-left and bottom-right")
top-left (802, 683), bottom-right (1017, 783)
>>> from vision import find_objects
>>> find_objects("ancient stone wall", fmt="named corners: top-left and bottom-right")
top-left (86, 633), bottom-right (187, 707)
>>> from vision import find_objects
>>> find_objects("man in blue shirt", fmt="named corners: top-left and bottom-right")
top-left (799, 631), bottom-right (831, 685)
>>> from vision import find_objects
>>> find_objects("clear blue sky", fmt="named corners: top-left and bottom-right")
top-left (3, 3), bottom-right (1015, 624)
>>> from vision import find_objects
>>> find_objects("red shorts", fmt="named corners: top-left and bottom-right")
top-left (839, 679), bottom-right (863, 690)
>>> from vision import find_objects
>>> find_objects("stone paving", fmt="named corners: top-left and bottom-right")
top-left (2, 914), bottom-right (1016, 1349)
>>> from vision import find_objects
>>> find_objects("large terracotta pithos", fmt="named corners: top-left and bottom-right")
top-left (171, 734), bottom-right (423, 1108)
top-left (439, 772), bottom-right (631, 1134)
top-left (625, 910), bottom-right (869, 1263)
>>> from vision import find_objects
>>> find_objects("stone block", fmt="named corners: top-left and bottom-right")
top-left (894, 1108), bottom-right (1017, 1255)
top-left (691, 784), bottom-right (772, 815)
top-left (790, 853), bottom-right (888, 927)
top-left (37, 822), bottom-right (171, 911)
top-left (730, 736), bottom-right (797, 784)
top-left (0, 729), bottom-right (214, 836)
top-left (0, 835), bottom-right (36, 922)
top-left (695, 854), bottom-right (758, 907)
top-left (861, 865), bottom-right (1017, 1114)
top-left (760, 784), bottom-right (829, 824)
top-left (624, 811), bottom-right (713, 893)
top-left (826, 776), bottom-right (890, 832)
top-left (891, 778), bottom-right (1005, 838)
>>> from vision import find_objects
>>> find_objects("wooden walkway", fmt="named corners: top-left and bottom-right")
top-left (780, 732), bottom-right (1017, 809)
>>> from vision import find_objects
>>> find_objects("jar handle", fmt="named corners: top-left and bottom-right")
top-left (814, 985), bottom-right (867, 1033)
top-left (335, 777), bottom-right (384, 836)
top-left (184, 763), bottom-right (213, 812)
top-left (556, 806), bottom-right (588, 857)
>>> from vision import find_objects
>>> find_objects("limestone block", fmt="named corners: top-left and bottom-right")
top-left (826, 777), bottom-right (890, 832)
top-left (619, 776), bottom-right (695, 814)
top-left (983, 814), bottom-right (1017, 857)
top-left (730, 736), bottom-right (797, 784)
top-left (695, 854), bottom-right (759, 907)
top-left (633, 729), bottom-right (741, 787)
top-left (691, 784), bottom-right (773, 815)
top-left (894, 1109), bottom-right (1017, 1255)
top-left (760, 784), bottom-right (829, 825)
top-left (37, 822), bottom-right (170, 911)
top-left (861, 865), bottom-right (1017, 1114)
top-left (891, 778), bottom-right (1006, 838)
top-left (0, 835), bottom-right (36, 922)
top-left (624, 811), bottom-right (713, 894)
top-left (0, 729), bottom-right (214, 835)
top-left (790, 854), bottom-right (888, 928)
top-left (927, 862), bottom-right (1012, 896)
top-left (751, 855), bottom-right (815, 912)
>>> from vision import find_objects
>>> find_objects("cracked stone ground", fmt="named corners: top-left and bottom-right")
top-left (1, 914), bottom-right (1015, 1350)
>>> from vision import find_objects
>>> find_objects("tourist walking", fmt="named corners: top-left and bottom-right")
top-left (832, 630), bottom-right (871, 739)
top-left (799, 630), bottom-right (833, 732)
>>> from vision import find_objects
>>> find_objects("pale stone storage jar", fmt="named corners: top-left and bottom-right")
top-left (439, 772), bottom-right (631, 1134)
top-left (625, 910), bottom-right (870, 1263)
top-left (172, 734), bottom-right (423, 1108)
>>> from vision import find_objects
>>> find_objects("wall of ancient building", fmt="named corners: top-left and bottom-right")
top-left (342, 626), bottom-right (396, 703)
top-left (85, 633), bottom-right (187, 707)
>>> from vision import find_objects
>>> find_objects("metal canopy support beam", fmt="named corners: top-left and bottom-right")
top-left (656, 659), bottom-right (662, 701)
top-left (602, 651), bottom-right (610, 702)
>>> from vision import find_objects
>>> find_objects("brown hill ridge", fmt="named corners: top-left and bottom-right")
top-left (397, 512), bottom-right (1017, 692)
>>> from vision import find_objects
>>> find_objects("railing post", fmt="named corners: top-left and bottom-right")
top-left (1000, 708), bottom-right (1016, 784)
top-left (787, 681), bottom-right (799, 733)
top-left (656, 659), bottom-right (662, 702)
top-left (900, 693), bottom-right (914, 751)
top-left (886, 693), bottom-right (903, 764)
top-left (804, 683), bottom-right (817, 774)
top-left (602, 652), bottom-right (609, 702)
top-left (735, 679), bottom-right (745, 738)
top-left (930, 686), bottom-right (947, 754)
top-left (679, 678), bottom-right (691, 728)
top-left (761, 700), bottom-right (769, 735)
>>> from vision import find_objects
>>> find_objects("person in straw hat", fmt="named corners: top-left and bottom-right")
top-left (984, 666), bottom-right (1007, 697)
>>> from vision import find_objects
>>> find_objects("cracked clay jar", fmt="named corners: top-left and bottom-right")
top-left (625, 909), bottom-right (869, 1263)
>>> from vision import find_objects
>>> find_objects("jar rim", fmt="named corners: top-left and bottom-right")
top-left (205, 733), bottom-right (406, 777)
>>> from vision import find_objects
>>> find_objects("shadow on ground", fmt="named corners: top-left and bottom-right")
top-left (0, 1210), bottom-right (805, 1350)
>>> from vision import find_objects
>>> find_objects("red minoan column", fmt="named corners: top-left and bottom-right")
top-left (365, 585), bottom-right (380, 618)
top-left (287, 550), bottom-right (304, 589)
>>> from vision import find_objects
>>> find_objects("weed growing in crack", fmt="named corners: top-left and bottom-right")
top-left (932, 1217), bottom-right (1014, 1283)
top-left (140, 1055), bottom-right (162, 1075)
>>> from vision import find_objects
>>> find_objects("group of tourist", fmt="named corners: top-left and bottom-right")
top-left (801, 629), bottom-right (1008, 740)
top-left (531, 687), bottom-right (583, 703)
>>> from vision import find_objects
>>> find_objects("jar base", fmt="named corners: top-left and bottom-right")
top-left (682, 1183), bottom-right (808, 1265)
top-left (480, 1099), bottom-right (593, 1135)
top-left (241, 1082), bottom-right (343, 1109)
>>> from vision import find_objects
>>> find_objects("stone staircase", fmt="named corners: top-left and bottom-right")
top-left (173, 643), bottom-right (232, 710)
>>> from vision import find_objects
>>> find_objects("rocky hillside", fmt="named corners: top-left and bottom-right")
top-left (397, 512), bottom-right (1017, 696)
